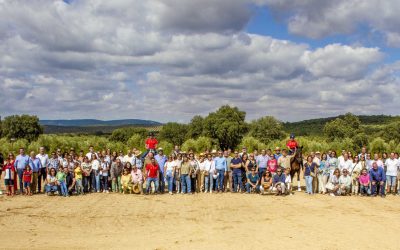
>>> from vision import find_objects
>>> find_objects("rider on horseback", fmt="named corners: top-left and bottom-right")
top-left (286, 133), bottom-right (298, 155)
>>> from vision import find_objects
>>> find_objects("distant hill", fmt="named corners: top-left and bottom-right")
top-left (283, 115), bottom-right (400, 136)
top-left (40, 119), bottom-right (162, 127)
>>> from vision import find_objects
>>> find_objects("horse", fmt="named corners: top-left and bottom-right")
top-left (290, 146), bottom-right (303, 191)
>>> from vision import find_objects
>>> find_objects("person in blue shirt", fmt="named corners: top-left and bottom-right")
top-left (245, 167), bottom-right (260, 193)
top-left (274, 147), bottom-right (282, 160)
top-left (230, 151), bottom-right (243, 192)
top-left (214, 151), bottom-right (227, 192)
top-left (155, 148), bottom-right (167, 194)
top-left (14, 148), bottom-right (30, 194)
top-left (28, 151), bottom-right (42, 194)
top-left (369, 162), bottom-right (386, 197)
top-left (273, 168), bottom-right (286, 195)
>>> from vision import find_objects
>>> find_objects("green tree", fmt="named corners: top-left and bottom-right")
top-left (249, 116), bottom-right (286, 144)
top-left (239, 136), bottom-right (266, 152)
top-left (382, 121), bottom-right (400, 142)
top-left (203, 105), bottom-right (247, 149)
top-left (159, 122), bottom-right (188, 146)
top-left (323, 113), bottom-right (362, 140)
top-left (370, 137), bottom-right (388, 153)
top-left (109, 127), bottom-right (147, 143)
top-left (2, 115), bottom-right (43, 142)
top-left (186, 115), bottom-right (204, 139)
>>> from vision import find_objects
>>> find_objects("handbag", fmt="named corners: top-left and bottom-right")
top-left (307, 164), bottom-right (315, 177)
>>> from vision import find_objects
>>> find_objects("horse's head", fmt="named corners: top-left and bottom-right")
top-left (295, 146), bottom-right (303, 164)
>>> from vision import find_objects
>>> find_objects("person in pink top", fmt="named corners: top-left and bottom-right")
top-left (267, 156), bottom-right (278, 175)
top-left (359, 168), bottom-right (370, 196)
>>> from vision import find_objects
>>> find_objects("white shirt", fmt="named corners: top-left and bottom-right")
top-left (123, 155), bottom-right (136, 165)
top-left (36, 153), bottom-right (49, 169)
top-left (198, 161), bottom-right (206, 171)
top-left (374, 159), bottom-right (384, 168)
top-left (91, 160), bottom-right (100, 171)
top-left (338, 159), bottom-right (352, 172)
top-left (164, 161), bottom-right (177, 173)
top-left (338, 155), bottom-right (345, 166)
top-left (285, 175), bottom-right (291, 184)
top-left (204, 159), bottom-right (215, 173)
top-left (313, 157), bottom-right (321, 166)
top-left (385, 158), bottom-right (399, 177)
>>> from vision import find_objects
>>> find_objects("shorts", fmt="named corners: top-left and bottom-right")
top-left (24, 181), bottom-right (31, 188)
top-left (386, 176), bottom-right (397, 186)
top-left (5, 179), bottom-right (14, 186)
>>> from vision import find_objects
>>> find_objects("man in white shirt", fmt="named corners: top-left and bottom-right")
top-left (204, 154), bottom-right (215, 193)
top-left (36, 146), bottom-right (49, 193)
top-left (123, 150), bottom-right (136, 166)
top-left (339, 169), bottom-right (352, 195)
top-left (337, 150), bottom-right (346, 167)
top-left (338, 153), bottom-right (352, 173)
top-left (86, 146), bottom-right (96, 161)
top-left (385, 152), bottom-right (399, 194)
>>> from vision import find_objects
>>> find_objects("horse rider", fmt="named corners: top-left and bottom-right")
top-left (286, 133), bottom-right (299, 155)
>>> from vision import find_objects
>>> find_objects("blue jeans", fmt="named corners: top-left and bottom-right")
top-left (305, 176), bottom-right (313, 194)
top-left (46, 185), bottom-right (58, 193)
top-left (181, 174), bottom-right (191, 193)
top-left (233, 171), bottom-right (243, 192)
top-left (166, 175), bottom-right (174, 192)
top-left (386, 175), bottom-right (396, 188)
top-left (360, 185), bottom-right (370, 195)
top-left (91, 172), bottom-right (100, 192)
top-left (146, 177), bottom-right (159, 193)
top-left (17, 168), bottom-right (24, 193)
top-left (216, 169), bottom-right (225, 191)
top-left (102, 176), bottom-right (108, 191)
top-left (159, 172), bottom-right (165, 193)
top-left (258, 168), bottom-right (266, 179)
top-left (205, 174), bottom-right (210, 192)
top-left (371, 181), bottom-right (385, 196)
top-left (245, 183), bottom-right (260, 193)
top-left (59, 181), bottom-right (67, 196)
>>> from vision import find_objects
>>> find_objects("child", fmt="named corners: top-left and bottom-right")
top-left (121, 168), bottom-right (133, 194)
top-left (56, 167), bottom-right (68, 197)
top-left (23, 165), bottom-right (33, 196)
top-left (359, 168), bottom-right (370, 196)
top-left (285, 168), bottom-right (292, 195)
top-left (3, 157), bottom-right (15, 196)
top-left (74, 162), bottom-right (84, 195)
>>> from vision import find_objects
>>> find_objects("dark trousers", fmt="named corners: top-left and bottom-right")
top-left (17, 169), bottom-right (24, 193)
top-left (371, 181), bottom-right (385, 196)
top-left (233, 171), bottom-right (243, 192)
top-left (159, 172), bottom-right (165, 193)
top-left (38, 168), bottom-right (47, 192)
top-left (83, 176), bottom-right (90, 193)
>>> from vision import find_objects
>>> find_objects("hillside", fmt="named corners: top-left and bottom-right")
top-left (40, 119), bottom-right (161, 127)
top-left (283, 115), bottom-right (400, 136)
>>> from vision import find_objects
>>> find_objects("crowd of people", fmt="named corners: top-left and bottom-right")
top-left (0, 133), bottom-right (398, 198)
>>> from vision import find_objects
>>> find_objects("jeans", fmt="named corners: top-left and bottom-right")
top-left (159, 172), bottom-right (165, 193)
top-left (17, 168), bottom-right (24, 193)
top-left (91, 172), bottom-right (100, 192)
top-left (38, 168), bottom-right (47, 192)
top-left (59, 181), bottom-right (67, 196)
top-left (258, 168), bottom-right (266, 179)
top-left (46, 184), bottom-right (58, 193)
top-left (83, 176), bottom-right (91, 193)
top-left (166, 175), bottom-right (174, 192)
top-left (204, 174), bottom-right (210, 192)
top-left (75, 179), bottom-right (84, 194)
top-left (386, 175), bottom-right (396, 188)
top-left (233, 171), bottom-right (243, 192)
top-left (360, 185), bottom-right (370, 195)
top-left (371, 181), bottom-right (385, 196)
top-left (245, 183), bottom-right (260, 193)
top-left (146, 177), bottom-right (159, 193)
top-left (305, 176), bottom-right (313, 194)
top-left (102, 176), bottom-right (108, 191)
top-left (181, 174), bottom-right (191, 194)
top-left (112, 176), bottom-right (122, 193)
top-left (216, 169), bottom-right (225, 191)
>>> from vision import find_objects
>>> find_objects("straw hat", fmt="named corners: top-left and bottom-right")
top-left (132, 183), bottom-right (140, 194)
top-left (211, 149), bottom-right (217, 155)
top-left (134, 150), bottom-right (142, 157)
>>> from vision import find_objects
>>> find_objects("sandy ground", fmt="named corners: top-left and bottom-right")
top-left (1, 187), bottom-right (400, 250)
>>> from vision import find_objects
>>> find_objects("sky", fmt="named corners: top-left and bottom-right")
top-left (1, 0), bottom-right (400, 123)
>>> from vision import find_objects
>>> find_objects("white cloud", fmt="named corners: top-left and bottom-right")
top-left (0, 0), bottom-right (399, 122)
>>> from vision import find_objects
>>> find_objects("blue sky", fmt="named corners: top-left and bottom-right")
top-left (1, 0), bottom-right (400, 122)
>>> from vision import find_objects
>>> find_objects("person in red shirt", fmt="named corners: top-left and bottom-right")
top-left (143, 132), bottom-right (158, 159)
top-left (23, 165), bottom-right (33, 195)
top-left (286, 133), bottom-right (298, 155)
top-left (145, 158), bottom-right (159, 194)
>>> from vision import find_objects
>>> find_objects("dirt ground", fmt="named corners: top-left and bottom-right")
top-left (1, 189), bottom-right (400, 250)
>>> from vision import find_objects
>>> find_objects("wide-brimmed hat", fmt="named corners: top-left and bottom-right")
top-left (275, 147), bottom-right (281, 151)
top-left (134, 150), bottom-right (142, 157)
top-left (132, 183), bottom-right (140, 194)
top-left (211, 149), bottom-right (217, 154)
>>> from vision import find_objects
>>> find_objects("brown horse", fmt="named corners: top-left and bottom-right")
top-left (290, 146), bottom-right (303, 191)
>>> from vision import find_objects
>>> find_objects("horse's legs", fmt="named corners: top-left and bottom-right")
top-left (297, 170), bottom-right (301, 191)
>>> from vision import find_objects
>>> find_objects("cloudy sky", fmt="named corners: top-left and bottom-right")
top-left (1, 0), bottom-right (400, 123)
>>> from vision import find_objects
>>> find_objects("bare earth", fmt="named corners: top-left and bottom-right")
top-left (1, 190), bottom-right (400, 250)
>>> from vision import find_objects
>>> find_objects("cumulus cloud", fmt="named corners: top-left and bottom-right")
top-left (0, 0), bottom-right (399, 122)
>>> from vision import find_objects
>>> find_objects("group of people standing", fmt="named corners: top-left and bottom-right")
top-left (0, 134), bottom-right (398, 198)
